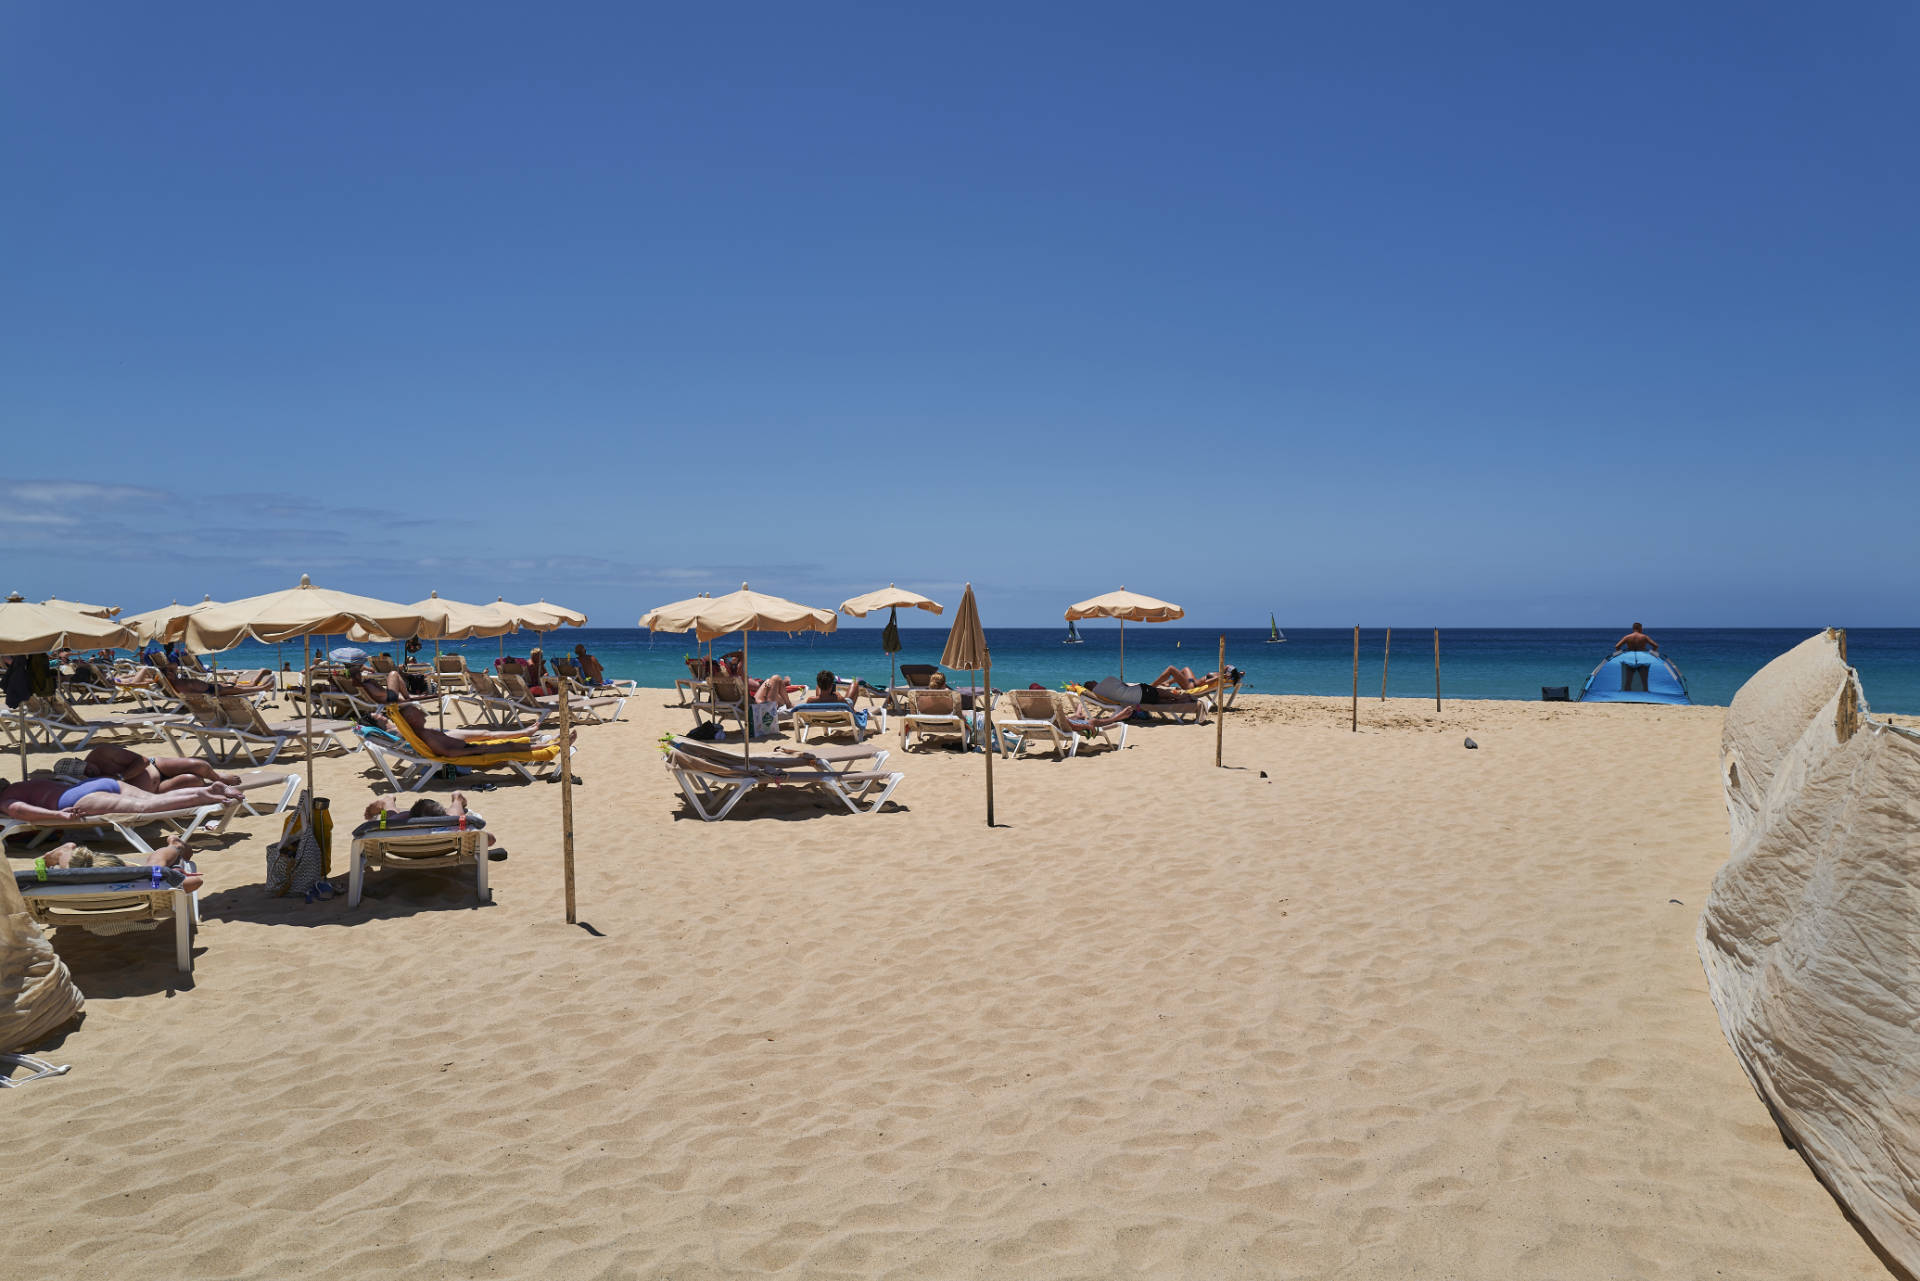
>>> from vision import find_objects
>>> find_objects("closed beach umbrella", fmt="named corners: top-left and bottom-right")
top-left (642, 584), bottom-right (836, 762)
top-left (841, 584), bottom-right (944, 705)
top-left (39, 598), bottom-right (120, 618)
top-left (939, 583), bottom-right (994, 827)
top-left (0, 594), bottom-right (136, 779)
top-left (1065, 587), bottom-right (1185, 681)
top-left (183, 576), bottom-right (438, 824)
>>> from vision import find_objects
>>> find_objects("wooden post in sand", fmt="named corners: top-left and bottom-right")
top-left (983, 654), bottom-right (995, 828)
top-left (557, 677), bottom-right (576, 923)
top-left (1214, 634), bottom-right (1225, 767)
top-left (1433, 628), bottom-right (1442, 712)
top-left (1351, 626), bottom-right (1359, 732)
top-left (1381, 627), bottom-right (1391, 701)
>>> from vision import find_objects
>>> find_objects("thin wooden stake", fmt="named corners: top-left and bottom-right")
top-left (1351, 625), bottom-right (1359, 732)
top-left (1381, 626), bottom-right (1391, 701)
top-left (983, 653), bottom-right (994, 827)
top-left (558, 675), bottom-right (576, 924)
top-left (1433, 628), bottom-right (1442, 712)
top-left (1214, 634), bottom-right (1226, 767)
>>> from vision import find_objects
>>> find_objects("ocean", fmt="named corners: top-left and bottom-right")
top-left (197, 626), bottom-right (1920, 715)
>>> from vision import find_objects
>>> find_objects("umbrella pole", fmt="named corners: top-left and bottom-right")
top-left (304, 635), bottom-right (315, 815)
top-left (17, 702), bottom-right (27, 784)
top-left (1119, 620), bottom-right (1125, 682)
top-left (435, 638), bottom-right (445, 731)
top-left (983, 653), bottom-right (994, 827)
top-left (742, 632), bottom-right (750, 764)
top-left (558, 677), bottom-right (575, 923)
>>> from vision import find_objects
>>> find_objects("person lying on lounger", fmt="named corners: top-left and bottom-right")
top-left (81, 744), bottom-right (242, 793)
top-left (1081, 677), bottom-right (1204, 707)
top-left (33, 835), bottom-right (204, 893)
top-left (371, 703), bottom-right (578, 756)
top-left (748, 674), bottom-right (804, 708)
top-left (362, 791), bottom-right (497, 847)
top-left (153, 655), bottom-right (275, 697)
top-left (348, 662), bottom-right (413, 705)
top-left (0, 775), bottom-right (242, 823)
top-left (1145, 664), bottom-right (1246, 690)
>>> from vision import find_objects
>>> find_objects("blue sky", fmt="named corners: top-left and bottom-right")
top-left (4, 2), bottom-right (1915, 628)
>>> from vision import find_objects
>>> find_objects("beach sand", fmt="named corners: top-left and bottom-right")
top-left (8, 693), bottom-right (1891, 1279)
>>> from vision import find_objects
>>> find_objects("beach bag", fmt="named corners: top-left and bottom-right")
top-left (266, 795), bottom-right (333, 897)
top-left (749, 702), bottom-right (781, 738)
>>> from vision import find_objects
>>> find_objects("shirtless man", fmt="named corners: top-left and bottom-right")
top-left (349, 662), bottom-right (412, 705)
top-left (573, 644), bottom-right (606, 684)
top-left (1613, 623), bottom-right (1659, 654)
top-left (0, 775), bottom-right (242, 823)
top-left (1083, 676), bottom-right (1203, 707)
top-left (154, 654), bottom-right (275, 697)
top-left (362, 791), bottom-right (498, 848)
top-left (1146, 664), bottom-right (1245, 690)
top-left (82, 743), bottom-right (242, 794)
top-left (31, 835), bottom-right (204, 893)
top-left (372, 703), bottom-right (576, 756)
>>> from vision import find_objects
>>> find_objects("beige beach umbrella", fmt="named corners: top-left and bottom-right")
top-left (643, 584), bottom-right (836, 763)
top-left (0, 594), bottom-right (136, 780)
top-left (39, 598), bottom-right (120, 618)
top-left (938, 584), bottom-right (993, 826)
top-left (523, 600), bottom-right (587, 627)
top-left (122, 596), bottom-right (223, 647)
top-left (1065, 587), bottom-right (1184, 681)
top-left (841, 584), bottom-right (944, 708)
top-left (182, 576), bottom-right (437, 833)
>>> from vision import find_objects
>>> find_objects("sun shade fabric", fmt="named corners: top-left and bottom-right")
top-left (640, 585), bottom-right (836, 642)
top-left (939, 584), bottom-right (987, 671)
top-left (521, 600), bottom-right (587, 627)
top-left (179, 576), bottom-right (432, 651)
top-left (39, 599), bottom-right (119, 618)
top-left (1699, 629), bottom-right (1920, 1276)
top-left (1064, 589), bottom-right (1184, 623)
top-left (0, 597), bottom-right (137, 655)
top-left (0, 872), bottom-right (84, 1054)
top-left (839, 586), bottom-right (944, 617)
top-left (121, 597), bottom-right (222, 646)
top-left (348, 593), bottom-right (519, 643)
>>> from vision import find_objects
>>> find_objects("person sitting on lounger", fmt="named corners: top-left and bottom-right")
top-left (1082, 676), bottom-right (1202, 707)
top-left (573, 644), bottom-right (606, 685)
top-left (81, 744), bottom-right (243, 793)
top-left (34, 835), bottom-right (204, 893)
top-left (1, 775), bottom-right (242, 823)
top-left (348, 661), bottom-right (411, 705)
top-left (371, 703), bottom-right (577, 756)
top-left (809, 670), bottom-right (872, 705)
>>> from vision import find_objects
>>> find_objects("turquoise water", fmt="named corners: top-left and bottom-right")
top-left (192, 627), bottom-right (1920, 715)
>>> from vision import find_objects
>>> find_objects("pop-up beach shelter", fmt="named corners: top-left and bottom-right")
top-left (1065, 588), bottom-right (1184, 681)
top-left (642, 584), bottom-right (836, 762)
top-left (841, 585), bottom-right (944, 706)
top-left (0, 594), bottom-right (136, 780)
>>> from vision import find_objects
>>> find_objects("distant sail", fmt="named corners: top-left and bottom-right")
top-left (1064, 619), bottom-right (1084, 644)
top-left (1266, 613), bottom-right (1286, 644)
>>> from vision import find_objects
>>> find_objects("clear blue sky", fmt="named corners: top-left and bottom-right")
top-left (4, 2), bottom-right (1915, 628)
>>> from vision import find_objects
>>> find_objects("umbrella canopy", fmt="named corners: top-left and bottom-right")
top-left (839, 585), bottom-right (945, 618)
top-left (328, 646), bottom-right (370, 664)
top-left (181, 576), bottom-right (430, 651)
top-left (1064, 588), bottom-right (1185, 624)
top-left (939, 584), bottom-right (988, 671)
top-left (39, 598), bottom-right (119, 618)
top-left (642, 584), bottom-right (835, 642)
top-left (1065, 587), bottom-right (1183, 681)
top-left (0, 594), bottom-right (136, 655)
top-left (347, 591), bottom-right (521, 643)
top-left (474, 597), bottom-right (571, 632)
top-left (522, 599), bottom-right (587, 627)
top-left (121, 596), bottom-right (222, 647)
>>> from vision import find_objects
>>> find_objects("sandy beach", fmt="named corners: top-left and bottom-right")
top-left (8, 691), bottom-right (1890, 1279)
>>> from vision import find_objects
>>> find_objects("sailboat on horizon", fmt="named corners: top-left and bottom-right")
top-left (1064, 618), bottom-right (1084, 645)
top-left (1266, 613), bottom-right (1287, 644)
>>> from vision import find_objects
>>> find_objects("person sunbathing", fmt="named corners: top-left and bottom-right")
top-left (82, 744), bottom-right (243, 793)
top-left (1082, 676), bottom-right (1202, 707)
top-left (349, 662), bottom-right (413, 705)
top-left (1, 775), bottom-right (242, 823)
top-left (749, 674), bottom-right (803, 708)
top-left (1146, 664), bottom-right (1246, 690)
top-left (33, 835), bottom-right (204, 893)
top-left (362, 792), bottom-right (498, 847)
top-left (154, 655), bottom-right (274, 697)
top-left (573, 644), bottom-right (607, 684)
top-left (372, 703), bottom-right (577, 756)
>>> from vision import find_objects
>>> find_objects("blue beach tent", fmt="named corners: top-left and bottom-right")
top-left (1580, 651), bottom-right (1691, 705)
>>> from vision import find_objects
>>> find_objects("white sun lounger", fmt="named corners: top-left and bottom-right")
top-left (664, 736), bottom-right (902, 821)
top-left (1, 800), bottom-right (238, 855)
top-left (14, 865), bottom-right (197, 972)
top-left (347, 816), bottom-right (492, 908)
